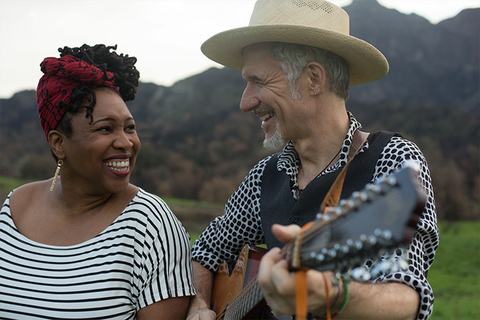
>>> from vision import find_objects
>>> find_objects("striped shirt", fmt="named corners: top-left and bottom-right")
top-left (0, 188), bottom-right (195, 319)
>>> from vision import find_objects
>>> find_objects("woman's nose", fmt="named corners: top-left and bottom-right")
top-left (113, 131), bottom-right (134, 151)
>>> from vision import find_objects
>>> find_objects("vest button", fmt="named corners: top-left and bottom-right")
top-left (290, 214), bottom-right (299, 223)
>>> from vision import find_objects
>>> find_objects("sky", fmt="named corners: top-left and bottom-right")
top-left (0, 0), bottom-right (478, 99)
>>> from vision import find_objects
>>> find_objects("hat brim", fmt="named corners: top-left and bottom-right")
top-left (201, 25), bottom-right (389, 86)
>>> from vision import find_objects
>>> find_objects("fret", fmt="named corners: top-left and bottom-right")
top-left (224, 275), bottom-right (265, 319)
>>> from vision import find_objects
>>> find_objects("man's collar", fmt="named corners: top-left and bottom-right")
top-left (276, 112), bottom-right (364, 177)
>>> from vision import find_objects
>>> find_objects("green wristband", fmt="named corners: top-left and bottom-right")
top-left (338, 276), bottom-right (349, 313)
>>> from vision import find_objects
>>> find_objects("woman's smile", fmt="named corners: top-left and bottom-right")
top-left (104, 158), bottom-right (130, 176)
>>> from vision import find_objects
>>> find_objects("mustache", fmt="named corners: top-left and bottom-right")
top-left (253, 106), bottom-right (275, 116)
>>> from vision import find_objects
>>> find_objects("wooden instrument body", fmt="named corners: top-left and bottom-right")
top-left (211, 245), bottom-right (273, 319)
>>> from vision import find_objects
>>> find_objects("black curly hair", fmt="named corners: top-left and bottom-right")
top-left (55, 44), bottom-right (140, 138)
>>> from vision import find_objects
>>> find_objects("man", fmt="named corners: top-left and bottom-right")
top-left (188, 1), bottom-right (438, 319)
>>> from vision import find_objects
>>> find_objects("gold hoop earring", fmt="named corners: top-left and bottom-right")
top-left (50, 159), bottom-right (64, 192)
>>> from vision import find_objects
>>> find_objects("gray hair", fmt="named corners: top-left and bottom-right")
top-left (269, 42), bottom-right (350, 100)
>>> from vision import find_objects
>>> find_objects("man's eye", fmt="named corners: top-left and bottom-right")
top-left (96, 127), bottom-right (111, 132)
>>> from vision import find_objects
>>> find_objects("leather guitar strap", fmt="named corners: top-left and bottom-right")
top-left (320, 130), bottom-right (370, 211)
top-left (295, 129), bottom-right (370, 320)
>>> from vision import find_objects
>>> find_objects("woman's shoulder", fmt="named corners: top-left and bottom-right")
top-left (127, 188), bottom-right (189, 240)
top-left (129, 188), bottom-right (171, 215)
top-left (7, 180), bottom-right (50, 227)
top-left (10, 180), bottom-right (50, 206)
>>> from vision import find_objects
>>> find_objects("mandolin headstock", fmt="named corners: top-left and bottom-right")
top-left (284, 163), bottom-right (426, 278)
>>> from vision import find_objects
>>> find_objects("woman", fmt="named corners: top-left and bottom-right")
top-left (0, 44), bottom-right (195, 319)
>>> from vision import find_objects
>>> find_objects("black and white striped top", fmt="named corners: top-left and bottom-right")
top-left (0, 188), bottom-right (195, 319)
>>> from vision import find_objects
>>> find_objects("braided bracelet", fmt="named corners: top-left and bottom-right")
top-left (316, 275), bottom-right (350, 320)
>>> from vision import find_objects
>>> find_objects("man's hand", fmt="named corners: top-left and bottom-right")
top-left (258, 224), bottom-right (338, 316)
top-left (186, 307), bottom-right (216, 320)
top-left (258, 224), bottom-right (420, 319)
top-left (186, 262), bottom-right (216, 320)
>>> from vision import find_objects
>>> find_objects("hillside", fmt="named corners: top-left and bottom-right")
top-left (0, 1), bottom-right (478, 220)
top-left (344, 0), bottom-right (479, 110)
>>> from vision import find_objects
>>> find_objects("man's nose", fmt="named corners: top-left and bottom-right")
top-left (240, 83), bottom-right (261, 113)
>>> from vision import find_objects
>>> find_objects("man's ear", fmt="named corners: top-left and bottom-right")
top-left (305, 61), bottom-right (328, 96)
top-left (48, 130), bottom-right (65, 160)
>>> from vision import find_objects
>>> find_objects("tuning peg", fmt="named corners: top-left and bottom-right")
top-left (397, 258), bottom-right (409, 271)
top-left (340, 244), bottom-right (349, 254)
top-left (352, 266), bottom-right (372, 281)
top-left (367, 235), bottom-right (378, 246)
top-left (352, 191), bottom-right (369, 202)
top-left (381, 230), bottom-right (392, 240)
top-left (389, 261), bottom-right (400, 273)
top-left (346, 239), bottom-right (354, 247)
top-left (325, 206), bottom-right (342, 215)
top-left (370, 260), bottom-right (393, 278)
top-left (365, 183), bottom-right (382, 194)
top-left (387, 255), bottom-right (410, 273)
top-left (353, 240), bottom-right (363, 251)
top-left (316, 206), bottom-right (342, 220)
top-left (339, 199), bottom-right (357, 210)
top-left (373, 228), bottom-right (393, 241)
top-left (316, 253), bottom-right (325, 262)
top-left (322, 212), bottom-right (331, 221)
top-left (384, 175), bottom-right (398, 187)
top-left (328, 249), bottom-right (337, 259)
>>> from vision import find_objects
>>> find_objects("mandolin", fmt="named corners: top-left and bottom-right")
top-left (211, 164), bottom-right (426, 320)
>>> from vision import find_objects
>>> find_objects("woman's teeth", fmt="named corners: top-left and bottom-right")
top-left (105, 159), bottom-right (129, 172)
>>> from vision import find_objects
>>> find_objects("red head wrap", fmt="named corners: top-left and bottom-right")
top-left (36, 54), bottom-right (120, 138)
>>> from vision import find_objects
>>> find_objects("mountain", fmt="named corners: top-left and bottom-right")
top-left (0, 0), bottom-right (478, 220)
top-left (344, 0), bottom-right (479, 110)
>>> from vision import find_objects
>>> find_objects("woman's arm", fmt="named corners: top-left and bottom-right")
top-left (137, 296), bottom-right (191, 320)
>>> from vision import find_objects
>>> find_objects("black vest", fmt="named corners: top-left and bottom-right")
top-left (260, 131), bottom-right (397, 249)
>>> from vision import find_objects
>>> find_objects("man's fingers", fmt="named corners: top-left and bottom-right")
top-left (258, 247), bottom-right (283, 287)
top-left (271, 224), bottom-right (301, 243)
top-left (259, 248), bottom-right (288, 292)
top-left (259, 252), bottom-right (296, 315)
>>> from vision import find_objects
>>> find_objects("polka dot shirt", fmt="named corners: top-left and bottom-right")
top-left (192, 113), bottom-right (439, 320)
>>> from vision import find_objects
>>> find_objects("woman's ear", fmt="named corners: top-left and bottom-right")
top-left (48, 130), bottom-right (65, 160)
top-left (305, 61), bottom-right (328, 96)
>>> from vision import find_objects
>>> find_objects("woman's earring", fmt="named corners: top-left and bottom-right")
top-left (50, 159), bottom-right (64, 192)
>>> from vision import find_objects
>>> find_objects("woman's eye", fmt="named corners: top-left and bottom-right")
top-left (126, 125), bottom-right (136, 132)
top-left (96, 127), bottom-right (111, 132)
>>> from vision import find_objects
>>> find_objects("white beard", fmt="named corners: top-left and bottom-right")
top-left (263, 120), bottom-right (287, 152)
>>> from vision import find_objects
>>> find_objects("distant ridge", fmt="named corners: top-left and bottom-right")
top-left (0, 1), bottom-right (478, 220)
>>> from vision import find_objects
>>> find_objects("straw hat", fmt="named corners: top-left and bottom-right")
top-left (201, 0), bottom-right (389, 85)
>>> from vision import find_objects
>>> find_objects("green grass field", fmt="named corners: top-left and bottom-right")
top-left (427, 221), bottom-right (480, 319)
top-left (2, 176), bottom-right (478, 319)
top-left (0, 176), bottom-right (30, 197)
